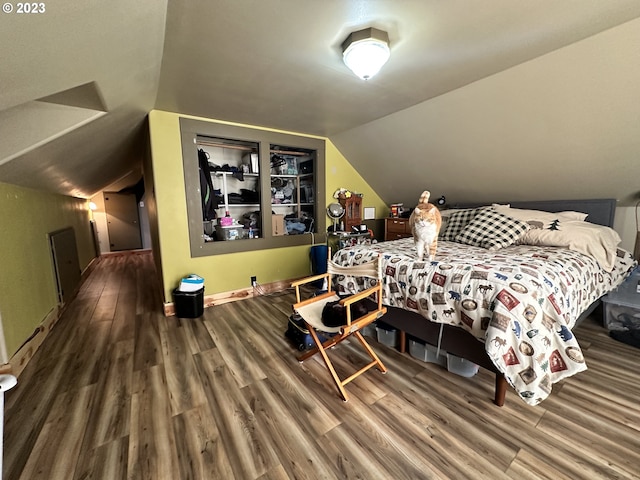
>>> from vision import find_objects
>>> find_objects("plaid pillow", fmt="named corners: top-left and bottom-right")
top-left (439, 208), bottom-right (482, 241)
top-left (454, 209), bottom-right (530, 250)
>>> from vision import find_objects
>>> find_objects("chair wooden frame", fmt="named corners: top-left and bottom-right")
top-left (291, 250), bottom-right (387, 401)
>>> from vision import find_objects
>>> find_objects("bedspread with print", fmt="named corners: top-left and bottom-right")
top-left (332, 238), bottom-right (635, 405)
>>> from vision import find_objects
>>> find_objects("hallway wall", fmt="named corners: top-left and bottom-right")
top-left (0, 181), bottom-right (95, 356)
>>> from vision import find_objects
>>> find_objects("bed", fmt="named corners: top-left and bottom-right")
top-left (332, 199), bottom-right (637, 406)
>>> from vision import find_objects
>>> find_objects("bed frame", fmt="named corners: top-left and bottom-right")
top-left (380, 198), bottom-right (617, 407)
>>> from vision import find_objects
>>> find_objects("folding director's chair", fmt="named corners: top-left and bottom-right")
top-left (291, 250), bottom-right (387, 401)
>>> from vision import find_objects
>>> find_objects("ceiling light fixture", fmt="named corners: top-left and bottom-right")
top-left (342, 27), bottom-right (390, 80)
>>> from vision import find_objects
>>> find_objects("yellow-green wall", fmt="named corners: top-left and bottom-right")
top-left (0, 182), bottom-right (94, 357)
top-left (148, 110), bottom-right (387, 303)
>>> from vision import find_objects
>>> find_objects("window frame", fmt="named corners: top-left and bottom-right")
top-left (180, 118), bottom-right (326, 257)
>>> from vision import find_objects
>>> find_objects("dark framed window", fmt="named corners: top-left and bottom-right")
top-left (180, 118), bottom-right (326, 257)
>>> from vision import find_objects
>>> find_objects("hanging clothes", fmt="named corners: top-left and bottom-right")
top-left (198, 148), bottom-right (218, 220)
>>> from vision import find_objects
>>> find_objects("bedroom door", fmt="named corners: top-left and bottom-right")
top-left (104, 192), bottom-right (142, 251)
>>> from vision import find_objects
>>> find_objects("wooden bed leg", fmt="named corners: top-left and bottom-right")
top-left (494, 374), bottom-right (507, 407)
top-left (398, 330), bottom-right (406, 353)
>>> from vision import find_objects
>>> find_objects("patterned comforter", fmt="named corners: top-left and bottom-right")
top-left (332, 238), bottom-right (636, 405)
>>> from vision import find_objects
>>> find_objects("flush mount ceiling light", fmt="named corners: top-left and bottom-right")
top-left (342, 27), bottom-right (390, 80)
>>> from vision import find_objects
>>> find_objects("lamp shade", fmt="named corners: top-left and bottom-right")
top-left (342, 27), bottom-right (390, 80)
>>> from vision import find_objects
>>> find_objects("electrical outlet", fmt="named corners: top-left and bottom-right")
top-left (251, 276), bottom-right (257, 287)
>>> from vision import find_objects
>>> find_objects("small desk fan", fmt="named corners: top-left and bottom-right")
top-left (327, 202), bottom-right (345, 231)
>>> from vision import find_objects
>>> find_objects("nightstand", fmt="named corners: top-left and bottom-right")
top-left (385, 217), bottom-right (411, 241)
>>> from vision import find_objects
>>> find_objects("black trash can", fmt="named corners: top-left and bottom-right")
top-left (173, 287), bottom-right (204, 318)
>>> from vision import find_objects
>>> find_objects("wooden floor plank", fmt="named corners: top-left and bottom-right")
top-left (549, 383), bottom-right (640, 445)
top-left (91, 292), bottom-right (118, 323)
top-left (326, 393), bottom-right (446, 479)
top-left (243, 377), bottom-right (343, 480)
top-left (536, 410), bottom-right (640, 479)
top-left (18, 384), bottom-right (95, 480)
top-left (132, 311), bottom-right (163, 372)
top-left (393, 371), bottom-right (521, 473)
top-left (193, 347), bottom-right (279, 479)
top-left (109, 291), bottom-right (137, 344)
top-left (60, 320), bottom-right (112, 394)
top-left (257, 464), bottom-right (290, 480)
top-left (128, 365), bottom-right (180, 480)
top-left (179, 317), bottom-right (217, 355)
top-left (240, 323), bottom-right (343, 437)
top-left (159, 321), bottom-right (208, 416)
top-left (505, 449), bottom-right (575, 480)
top-left (320, 424), bottom-right (399, 480)
top-left (202, 304), bottom-right (267, 388)
top-left (172, 405), bottom-right (235, 480)
top-left (370, 391), bottom-right (512, 480)
top-left (4, 352), bottom-right (77, 480)
top-left (73, 435), bottom-right (130, 480)
top-left (78, 339), bottom-right (134, 450)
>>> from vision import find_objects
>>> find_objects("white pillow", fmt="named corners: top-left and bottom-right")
top-left (519, 220), bottom-right (621, 271)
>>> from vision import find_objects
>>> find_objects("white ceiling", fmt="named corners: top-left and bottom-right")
top-left (156, 0), bottom-right (640, 136)
top-left (1, 0), bottom-right (639, 204)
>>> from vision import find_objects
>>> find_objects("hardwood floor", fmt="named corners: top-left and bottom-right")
top-left (4, 252), bottom-right (640, 479)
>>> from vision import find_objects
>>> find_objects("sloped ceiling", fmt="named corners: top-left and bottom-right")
top-left (1, 1), bottom-right (639, 204)
top-left (332, 16), bottom-right (640, 207)
top-left (0, 0), bottom-right (168, 198)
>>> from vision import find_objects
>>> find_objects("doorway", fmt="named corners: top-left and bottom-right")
top-left (104, 192), bottom-right (142, 251)
top-left (49, 227), bottom-right (82, 305)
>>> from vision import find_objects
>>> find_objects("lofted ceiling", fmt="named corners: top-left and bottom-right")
top-left (1, 1), bottom-right (639, 205)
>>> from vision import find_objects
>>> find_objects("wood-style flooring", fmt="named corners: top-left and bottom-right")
top-left (4, 252), bottom-right (640, 479)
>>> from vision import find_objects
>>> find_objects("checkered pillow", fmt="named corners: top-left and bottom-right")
top-left (439, 208), bottom-right (483, 241)
top-left (454, 209), bottom-right (530, 250)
